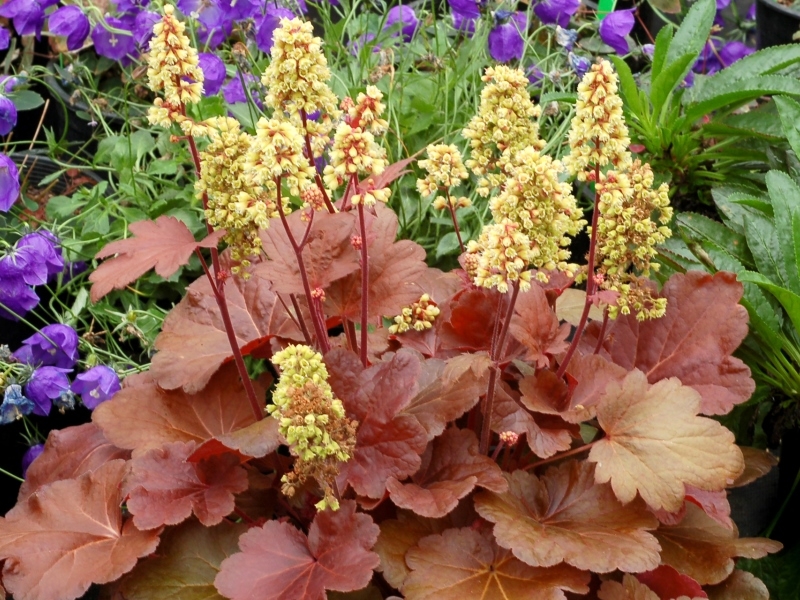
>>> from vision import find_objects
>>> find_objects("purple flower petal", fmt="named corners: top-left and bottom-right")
top-left (0, 248), bottom-right (49, 286)
top-left (71, 365), bottom-right (121, 409)
top-left (18, 229), bottom-right (64, 276)
top-left (0, 75), bottom-right (20, 94)
top-left (555, 25), bottom-right (577, 50)
top-left (349, 32), bottom-right (380, 55)
top-left (746, 3), bottom-right (756, 20)
top-left (528, 64), bottom-right (544, 84)
top-left (488, 12), bottom-right (527, 63)
top-left (198, 53), bottom-right (226, 96)
top-left (222, 73), bottom-right (261, 106)
top-left (448, 0), bottom-right (480, 19)
top-left (693, 39), bottom-right (723, 74)
top-left (716, 0), bottom-right (731, 9)
top-left (0, 384), bottom-right (35, 424)
top-left (0, 153), bottom-right (20, 211)
top-left (568, 51), bottom-right (590, 77)
top-left (134, 10), bottom-right (160, 47)
top-left (384, 5), bottom-right (419, 42)
top-left (642, 43), bottom-right (655, 58)
top-left (0, 26), bottom-right (10, 50)
top-left (0, 94), bottom-right (16, 136)
top-left (91, 17), bottom-right (137, 62)
top-left (255, 6), bottom-right (295, 53)
top-left (21, 443), bottom-right (44, 477)
top-left (719, 40), bottom-right (754, 67)
top-left (599, 9), bottom-right (635, 55)
top-left (48, 5), bottom-right (90, 51)
top-left (0, 0), bottom-right (46, 37)
top-left (534, 0), bottom-right (580, 28)
top-left (25, 366), bottom-right (72, 416)
top-left (0, 276), bottom-right (38, 320)
top-left (452, 11), bottom-right (476, 34)
top-left (13, 323), bottom-right (80, 369)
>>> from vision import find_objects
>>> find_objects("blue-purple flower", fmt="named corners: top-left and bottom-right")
top-left (133, 10), bottom-right (160, 47)
top-left (198, 53), bottom-right (226, 96)
top-left (452, 11), bottom-right (476, 34)
top-left (384, 5), bottom-right (419, 42)
top-left (91, 17), bottom-right (137, 62)
top-left (0, 247), bottom-right (49, 286)
top-left (449, 0), bottom-right (481, 18)
top-left (599, 9), bottom-right (635, 55)
top-left (71, 366), bottom-right (121, 409)
top-left (534, 0), bottom-right (580, 28)
top-left (0, 277), bottom-right (39, 320)
top-left (349, 32), bottom-right (380, 56)
top-left (569, 51), bottom-right (591, 77)
top-left (488, 11), bottom-right (527, 62)
top-left (17, 230), bottom-right (64, 277)
top-left (0, 26), bottom-right (9, 50)
top-left (223, 74), bottom-right (261, 106)
top-left (255, 6), bottom-right (295, 53)
top-left (24, 366), bottom-right (72, 416)
top-left (555, 25), bottom-right (577, 50)
top-left (0, 152), bottom-right (20, 211)
top-left (48, 5), bottom-right (90, 51)
top-left (0, 384), bottom-right (35, 425)
top-left (0, 0), bottom-right (51, 37)
top-left (0, 94), bottom-right (16, 136)
top-left (21, 443), bottom-right (44, 476)
top-left (719, 41), bottom-right (754, 67)
top-left (13, 324), bottom-right (80, 369)
top-left (0, 75), bottom-right (19, 94)
top-left (693, 39), bottom-right (753, 75)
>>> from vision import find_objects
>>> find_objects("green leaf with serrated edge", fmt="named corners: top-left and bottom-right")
top-left (683, 75), bottom-right (800, 125)
top-left (647, 0), bottom-right (681, 14)
top-left (744, 212), bottom-right (790, 288)
top-left (651, 53), bottom-right (698, 119)
top-left (651, 26), bottom-right (674, 81)
top-left (774, 95), bottom-right (800, 158)
top-left (609, 56), bottom-right (643, 116)
top-left (435, 231), bottom-right (461, 259)
top-left (665, 0), bottom-right (715, 69)
top-left (712, 187), bottom-right (771, 233)
top-left (676, 212), bottom-right (754, 268)
top-left (693, 45), bottom-right (800, 103)
top-left (738, 271), bottom-right (800, 337)
top-left (765, 170), bottom-right (800, 296)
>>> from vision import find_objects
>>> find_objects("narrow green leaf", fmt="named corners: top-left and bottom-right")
top-left (684, 75), bottom-right (800, 124)
top-left (665, 0), bottom-right (715, 69)
top-left (744, 212), bottom-right (790, 289)
top-left (676, 212), bottom-right (754, 268)
top-left (765, 170), bottom-right (800, 296)
top-left (738, 271), bottom-right (800, 337)
top-left (539, 92), bottom-right (578, 105)
top-left (435, 231), bottom-right (461, 259)
top-left (609, 56), bottom-right (643, 115)
top-left (774, 95), bottom-right (800, 158)
top-left (651, 52), bottom-right (697, 118)
top-left (651, 26), bottom-right (674, 80)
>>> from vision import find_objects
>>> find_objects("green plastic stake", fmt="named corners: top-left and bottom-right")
top-left (597, 0), bottom-right (617, 19)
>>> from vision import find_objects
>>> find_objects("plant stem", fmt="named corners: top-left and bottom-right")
top-left (300, 109), bottom-right (336, 214)
top-left (593, 308), bottom-right (609, 355)
top-left (523, 440), bottom-right (598, 471)
top-left (344, 318), bottom-right (358, 354)
top-left (356, 196), bottom-right (370, 367)
top-left (289, 294), bottom-right (313, 345)
top-left (444, 189), bottom-right (465, 254)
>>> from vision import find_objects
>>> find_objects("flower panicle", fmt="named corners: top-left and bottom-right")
top-left (389, 294), bottom-right (441, 334)
top-left (467, 220), bottom-right (534, 293)
top-left (417, 144), bottom-right (472, 211)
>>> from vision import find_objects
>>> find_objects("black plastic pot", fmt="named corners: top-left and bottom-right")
top-left (729, 456), bottom-right (781, 537)
top-left (756, 0), bottom-right (800, 49)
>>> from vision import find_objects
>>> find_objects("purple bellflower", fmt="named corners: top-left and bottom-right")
top-left (0, 0), bottom-right (51, 38)
top-left (91, 17), bottom-right (137, 62)
top-left (72, 365), bottom-right (121, 409)
top-left (0, 384), bottom-right (35, 425)
top-left (488, 11), bottom-right (527, 62)
top-left (198, 53), bottom-right (226, 96)
top-left (48, 5), bottom-right (90, 51)
top-left (0, 277), bottom-right (39, 320)
top-left (0, 247), bottom-right (49, 286)
top-left (349, 32), bottom-right (380, 56)
top-left (555, 25), bottom-right (577, 50)
top-left (255, 6), bottom-right (295, 53)
top-left (0, 153), bottom-right (20, 211)
top-left (13, 324), bottom-right (80, 369)
top-left (134, 10), bottom-right (160, 47)
top-left (0, 75), bottom-right (19, 94)
top-left (24, 366), bottom-right (72, 416)
top-left (18, 230), bottom-right (64, 277)
top-left (599, 9), bottom-right (635, 55)
top-left (0, 26), bottom-right (10, 50)
top-left (452, 11), bottom-right (476, 34)
top-left (569, 51), bottom-right (591, 77)
top-left (384, 5), bottom-right (419, 42)
top-left (0, 94), bottom-right (17, 136)
top-left (534, 0), bottom-right (580, 28)
top-left (21, 443), bottom-right (45, 476)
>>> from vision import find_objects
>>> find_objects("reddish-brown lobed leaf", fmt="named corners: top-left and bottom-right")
top-left (730, 447), bottom-right (778, 488)
top-left (386, 428), bottom-right (507, 518)
top-left (93, 363), bottom-right (265, 455)
top-left (214, 500), bottom-right (380, 600)
top-left (440, 288), bottom-right (507, 353)
top-left (257, 210), bottom-right (360, 295)
top-left (324, 206), bottom-right (429, 323)
top-left (636, 565), bottom-right (708, 599)
top-left (474, 461), bottom-right (661, 573)
top-left (0, 460), bottom-right (161, 600)
top-left (491, 382), bottom-right (577, 459)
top-left (598, 574), bottom-right (660, 600)
top-left (402, 527), bottom-right (590, 599)
top-left (150, 253), bottom-right (301, 393)
top-left (586, 271), bottom-right (754, 415)
top-left (327, 349), bottom-right (429, 499)
top-left (684, 487), bottom-right (732, 530)
top-left (115, 519), bottom-right (247, 600)
top-left (188, 417), bottom-right (282, 462)
top-left (509, 283), bottom-right (570, 368)
top-left (704, 570), bottom-right (769, 600)
top-left (401, 353), bottom-right (490, 441)
top-left (588, 370), bottom-right (743, 513)
top-left (654, 503), bottom-right (782, 585)
top-left (18, 422), bottom-right (129, 501)
top-left (125, 441), bottom-right (249, 530)
top-left (90, 216), bottom-right (225, 302)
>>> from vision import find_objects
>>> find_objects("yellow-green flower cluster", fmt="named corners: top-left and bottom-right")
top-left (462, 65), bottom-right (545, 196)
top-left (349, 85), bottom-right (389, 136)
top-left (467, 221), bottom-right (534, 293)
top-left (563, 59), bottom-right (632, 180)
top-left (593, 161), bottom-right (673, 320)
top-left (195, 117), bottom-right (273, 275)
top-left (388, 294), bottom-right (440, 334)
top-left (322, 123), bottom-right (388, 205)
top-left (261, 18), bottom-right (340, 118)
top-left (417, 144), bottom-right (471, 211)
top-left (246, 117), bottom-right (316, 196)
top-left (269, 344), bottom-right (357, 511)
top-left (146, 5), bottom-right (204, 134)
top-left (491, 147), bottom-right (586, 279)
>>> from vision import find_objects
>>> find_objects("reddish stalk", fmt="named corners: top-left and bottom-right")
top-left (523, 440), bottom-right (598, 471)
top-left (187, 134), bottom-right (262, 421)
top-left (593, 309), bottom-right (610, 355)
top-left (275, 177), bottom-right (330, 353)
top-left (556, 161), bottom-right (602, 380)
top-left (356, 192), bottom-right (370, 367)
top-left (300, 109), bottom-right (336, 214)
top-left (289, 294), bottom-right (313, 345)
top-left (344, 318), bottom-right (358, 354)
top-left (443, 189), bottom-right (465, 254)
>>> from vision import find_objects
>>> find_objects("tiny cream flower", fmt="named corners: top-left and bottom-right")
top-left (467, 221), bottom-right (534, 293)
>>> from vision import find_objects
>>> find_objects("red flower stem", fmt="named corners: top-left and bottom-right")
top-left (298, 206), bottom-right (315, 250)
top-left (187, 132), bottom-right (262, 422)
top-left (593, 308), bottom-right (609, 355)
top-left (276, 177), bottom-right (330, 353)
top-left (356, 193), bottom-right (370, 367)
top-left (289, 293), bottom-right (313, 345)
top-left (194, 248), bottom-right (220, 301)
top-left (344, 318), bottom-right (358, 354)
top-left (555, 161), bottom-right (602, 380)
top-left (523, 440), bottom-right (598, 471)
top-left (444, 189), bottom-right (465, 254)
top-left (480, 282), bottom-right (521, 455)
top-left (491, 439), bottom-right (505, 462)
top-left (300, 109), bottom-right (335, 214)
top-left (233, 506), bottom-right (257, 525)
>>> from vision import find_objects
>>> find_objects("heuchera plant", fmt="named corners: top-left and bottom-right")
top-left (0, 6), bottom-right (784, 600)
